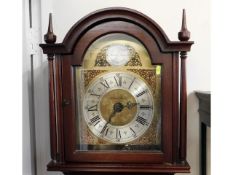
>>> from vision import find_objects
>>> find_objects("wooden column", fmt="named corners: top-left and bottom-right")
top-left (178, 9), bottom-right (190, 163)
top-left (44, 13), bottom-right (58, 161)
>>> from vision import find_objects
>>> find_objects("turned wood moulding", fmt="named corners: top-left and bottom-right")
top-left (39, 7), bottom-right (194, 175)
top-left (40, 8), bottom-right (193, 54)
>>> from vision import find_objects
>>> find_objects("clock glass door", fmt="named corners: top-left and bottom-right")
top-left (75, 33), bottom-right (162, 152)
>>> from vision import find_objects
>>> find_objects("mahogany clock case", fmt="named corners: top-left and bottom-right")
top-left (40, 7), bottom-right (193, 175)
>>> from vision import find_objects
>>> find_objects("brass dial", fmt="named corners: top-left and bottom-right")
top-left (83, 72), bottom-right (154, 143)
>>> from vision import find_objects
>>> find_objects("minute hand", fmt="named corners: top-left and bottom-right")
top-left (100, 110), bottom-right (116, 134)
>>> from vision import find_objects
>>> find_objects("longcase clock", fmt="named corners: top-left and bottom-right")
top-left (40, 7), bottom-right (193, 175)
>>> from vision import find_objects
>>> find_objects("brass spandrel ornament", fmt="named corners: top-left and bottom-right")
top-left (83, 70), bottom-right (107, 88)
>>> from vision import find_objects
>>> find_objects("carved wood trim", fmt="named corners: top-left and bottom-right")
top-left (48, 58), bottom-right (57, 160)
top-left (179, 51), bottom-right (187, 162)
top-left (178, 9), bottom-right (191, 163)
top-left (40, 7), bottom-right (193, 55)
top-left (47, 160), bottom-right (190, 174)
top-left (44, 14), bottom-right (62, 162)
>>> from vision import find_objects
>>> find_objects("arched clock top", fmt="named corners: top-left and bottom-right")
top-left (40, 7), bottom-right (193, 55)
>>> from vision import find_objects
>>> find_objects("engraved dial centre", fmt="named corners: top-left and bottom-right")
top-left (100, 89), bottom-right (137, 126)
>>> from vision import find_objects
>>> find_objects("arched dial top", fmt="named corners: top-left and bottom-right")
top-left (83, 72), bottom-right (154, 144)
top-left (83, 33), bottom-right (151, 68)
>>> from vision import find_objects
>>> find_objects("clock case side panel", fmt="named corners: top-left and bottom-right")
top-left (48, 55), bottom-right (65, 163)
top-left (171, 52), bottom-right (180, 163)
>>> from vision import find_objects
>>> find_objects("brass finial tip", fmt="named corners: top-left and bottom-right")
top-left (44, 13), bottom-right (56, 44)
top-left (178, 9), bottom-right (190, 41)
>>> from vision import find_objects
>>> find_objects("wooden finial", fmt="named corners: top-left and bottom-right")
top-left (178, 9), bottom-right (190, 41)
top-left (44, 13), bottom-right (56, 44)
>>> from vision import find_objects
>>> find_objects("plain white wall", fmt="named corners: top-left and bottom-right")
top-left (35, 0), bottom-right (211, 175)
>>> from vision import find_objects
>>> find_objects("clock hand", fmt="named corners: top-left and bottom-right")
top-left (100, 102), bottom-right (138, 135)
top-left (100, 102), bottom-right (124, 134)
top-left (100, 110), bottom-right (116, 134)
top-left (107, 110), bottom-right (117, 123)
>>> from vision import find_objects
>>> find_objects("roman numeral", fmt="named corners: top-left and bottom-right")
top-left (90, 115), bottom-right (100, 125)
top-left (140, 105), bottom-right (152, 109)
top-left (128, 77), bottom-right (136, 89)
top-left (114, 75), bottom-right (122, 86)
top-left (93, 120), bottom-right (100, 126)
top-left (87, 104), bottom-right (98, 111)
top-left (136, 90), bottom-right (147, 97)
top-left (130, 127), bottom-right (137, 137)
top-left (116, 128), bottom-right (121, 141)
top-left (105, 127), bottom-right (109, 136)
top-left (136, 116), bottom-right (148, 125)
top-left (100, 80), bottom-right (110, 89)
top-left (100, 124), bottom-right (109, 135)
top-left (90, 93), bottom-right (101, 98)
